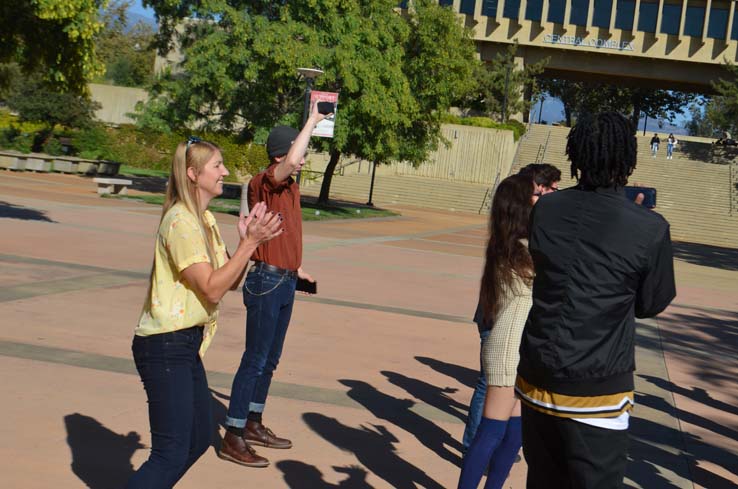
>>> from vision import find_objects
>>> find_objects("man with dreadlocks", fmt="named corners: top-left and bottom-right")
top-left (515, 112), bottom-right (676, 488)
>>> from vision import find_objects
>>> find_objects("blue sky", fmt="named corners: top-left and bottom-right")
top-left (129, 0), bottom-right (154, 18)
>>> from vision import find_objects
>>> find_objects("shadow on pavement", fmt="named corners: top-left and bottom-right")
top-left (672, 242), bottom-right (738, 271)
top-left (339, 379), bottom-right (463, 468)
top-left (382, 370), bottom-right (467, 423)
top-left (627, 415), bottom-right (738, 489)
top-left (276, 460), bottom-right (374, 489)
top-left (0, 201), bottom-right (55, 222)
top-left (415, 356), bottom-right (477, 389)
top-left (209, 388), bottom-right (231, 454)
top-left (639, 375), bottom-right (738, 419)
top-left (638, 308), bottom-right (738, 389)
top-left (64, 413), bottom-right (144, 489)
top-left (303, 413), bottom-right (444, 489)
top-left (631, 305), bottom-right (738, 488)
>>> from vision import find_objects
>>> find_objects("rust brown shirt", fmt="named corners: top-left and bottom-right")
top-left (248, 164), bottom-right (302, 271)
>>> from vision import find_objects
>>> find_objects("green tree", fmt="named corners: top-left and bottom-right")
top-left (96, 0), bottom-right (156, 87)
top-left (0, 0), bottom-right (105, 93)
top-left (685, 99), bottom-right (719, 137)
top-left (701, 62), bottom-right (738, 135)
top-left (460, 43), bottom-right (547, 122)
top-left (540, 78), bottom-right (694, 128)
top-left (139, 0), bottom-right (478, 203)
top-left (7, 76), bottom-right (100, 149)
top-left (629, 88), bottom-right (695, 129)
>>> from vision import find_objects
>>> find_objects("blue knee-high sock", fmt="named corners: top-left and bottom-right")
top-left (458, 417), bottom-right (508, 489)
top-left (484, 416), bottom-right (522, 489)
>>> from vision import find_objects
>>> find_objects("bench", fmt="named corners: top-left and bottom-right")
top-left (94, 177), bottom-right (133, 195)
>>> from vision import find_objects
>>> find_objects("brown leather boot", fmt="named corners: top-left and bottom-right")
top-left (244, 420), bottom-right (293, 449)
top-left (218, 431), bottom-right (269, 467)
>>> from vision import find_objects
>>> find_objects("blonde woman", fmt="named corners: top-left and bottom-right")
top-left (126, 137), bottom-right (283, 488)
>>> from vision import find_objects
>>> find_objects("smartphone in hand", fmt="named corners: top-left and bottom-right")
top-left (317, 101), bottom-right (335, 115)
top-left (296, 277), bottom-right (317, 294)
top-left (624, 186), bottom-right (657, 208)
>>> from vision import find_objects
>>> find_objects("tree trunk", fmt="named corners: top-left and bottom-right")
top-left (564, 106), bottom-right (572, 127)
top-left (631, 97), bottom-right (642, 129)
top-left (318, 150), bottom-right (341, 205)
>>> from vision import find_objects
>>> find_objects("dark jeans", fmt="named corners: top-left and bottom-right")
top-left (226, 266), bottom-right (296, 427)
top-left (522, 404), bottom-right (629, 489)
top-left (126, 326), bottom-right (212, 489)
top-left (462, 328), bottom-right (490, 451)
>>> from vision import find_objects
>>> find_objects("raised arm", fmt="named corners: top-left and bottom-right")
top-left (272, 101), bottom-right (329, 183)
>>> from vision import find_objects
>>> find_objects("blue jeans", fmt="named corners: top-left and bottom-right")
top-left (225, 267), bottom-right (297, 427)
top-left (126, 327), bottom-right (212, 489)
top-left (667, 143), bottom-right (674, 157)
top-left (462, 328), bottom-right (490, 451)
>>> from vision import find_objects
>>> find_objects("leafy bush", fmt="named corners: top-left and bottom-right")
top-left (73, 125), bottom-right (113, 160)
top-left (0, 126), bottom-right (33, 153)
top-left (1, 108), bottom-right (268, 179)
top-left (0, 110), bottom-right (45, 133)
top-left (441, 114), bottom-right (527, 141)
top-left (7, 78), bottom-right (100, 130)
top-left (0, 126), bottom-right (20, 147)
top-left (42, 137), bottom-right (65, 156)
top-left (199, 133), bottom-right (269, 181)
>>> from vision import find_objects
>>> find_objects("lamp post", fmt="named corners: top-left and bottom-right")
top-left (296, 68), bottom-right (323, 185)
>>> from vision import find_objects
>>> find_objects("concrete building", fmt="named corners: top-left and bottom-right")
top-left (441, 0), bottom-right (738, 92)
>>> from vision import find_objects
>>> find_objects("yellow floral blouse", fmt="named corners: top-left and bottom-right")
top-left (135, 202), bottom-right (227, 356)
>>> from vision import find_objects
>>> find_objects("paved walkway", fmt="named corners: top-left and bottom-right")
top-left (1, 171), bottom-right (737, 489)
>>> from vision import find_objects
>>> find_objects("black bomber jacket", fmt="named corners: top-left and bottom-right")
top-left (517, 185), bottom-right (676, 397)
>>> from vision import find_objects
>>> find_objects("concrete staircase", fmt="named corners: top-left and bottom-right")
top-left (513, 124), bottom-right (738, 248)
top-left (301, 173), bottom-right (493, 214)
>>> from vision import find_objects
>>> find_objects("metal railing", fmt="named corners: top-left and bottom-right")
top-left (479, 172), bottom-right (501, 215)
top-left (536, 131), bottom-right (551, 163)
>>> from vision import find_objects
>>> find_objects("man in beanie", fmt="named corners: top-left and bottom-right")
top-left (220, 102), bottom-right (328, 467)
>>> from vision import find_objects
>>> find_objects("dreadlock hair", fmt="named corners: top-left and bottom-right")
top-left (479, 173), bottom-right (535, 325)
top-left (566, 112), bottom-right (637, 188)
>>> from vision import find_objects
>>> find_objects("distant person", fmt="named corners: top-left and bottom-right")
top-left (127, 138), bottom-right (283, 488)
top-left (516, 112), bottom-right (676, 488)
top-left (457, 173), bottom-right (536, 489)
top-left (220, 101), bottom-right (328, 468)
top-left (666, 133), bottom-right (677, 160)
top-left (650, 133), bottom-right (660, 157)
top-left (715, 130), bottom-right (735, 146)
top-left (461, 162), bottom-right (560, 453)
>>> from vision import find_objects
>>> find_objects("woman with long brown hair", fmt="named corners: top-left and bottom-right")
top-left (458, 173), bottom-right (535, 489)
top-left (126, 137), bottom-right (283, 488)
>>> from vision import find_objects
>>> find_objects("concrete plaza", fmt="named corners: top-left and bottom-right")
top-left (1, 171), bottom-right (736, 489)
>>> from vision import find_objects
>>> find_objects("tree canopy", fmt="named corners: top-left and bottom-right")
top-left (691, 62), bottom-right (738, 136)
top-left (0, 0), bottom-right (105, 93)
top-left (460, 43), bottom-right (547, 122)
top-left (539, 78), bottom-right (696, 129)
top-left (96, 0), bottom-right (157, 87)
top-left (139, 0), bottom-right (478, 203)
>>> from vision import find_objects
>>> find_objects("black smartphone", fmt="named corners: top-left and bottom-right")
top-left (317, 101), bottom-right (335, 115)
top-left (296, 278), bottom-right (317, 294)
top-left (624, 186), bottom-right (657, 208)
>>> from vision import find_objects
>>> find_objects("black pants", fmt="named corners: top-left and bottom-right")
top-left (521, 404), bottom-right (628, 489)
